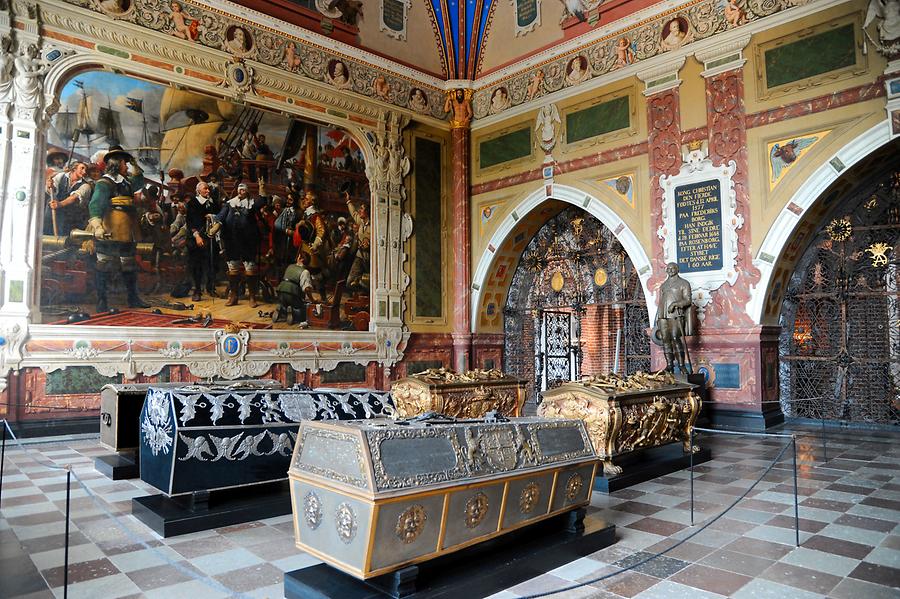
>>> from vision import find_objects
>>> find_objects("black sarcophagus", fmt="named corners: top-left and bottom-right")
top-left (139, 385), bottom-right (396, 496)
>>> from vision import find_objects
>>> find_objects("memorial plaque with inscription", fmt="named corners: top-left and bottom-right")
top-left (516, 0), bottom-right (538, 28)
top-left (674, 180), bottom-right (723, 273)
top-left (382, 0), bottom-right (405, 33)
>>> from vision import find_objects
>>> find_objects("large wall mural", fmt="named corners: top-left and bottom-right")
top-left (41, 70), bottom-right (372, 331)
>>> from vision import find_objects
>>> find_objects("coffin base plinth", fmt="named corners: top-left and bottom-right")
top-left (94, 451), bottom-right (139, 480)
top-left (593, 442), bottom-right (712, 494)
top-left (132, 480), bottom-right (290, 537)
top-left (284, 507), bottom-right (615, 599)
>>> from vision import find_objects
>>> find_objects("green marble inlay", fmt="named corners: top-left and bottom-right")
top-left (479, 127), bottom-right (531, 169)
top-left (96, 45), bottom-right (130, 59)
top-left (765, 24), bottom-right (855, 89)
top-left (8, 280), bottom-right (23, 303)
top-left (707, 53), bottom-right (741, 70)
top-left (414, 136), bottom-right (443, 318)
top-left (45, 367), bottom-right (121, 396)
top-left (566, 95), bottom-right (629, 144)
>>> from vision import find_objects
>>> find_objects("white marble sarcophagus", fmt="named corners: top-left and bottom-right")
top-left (139, 384), bottom-right (396, 495)
top-left (287, 416), bottom-right (598, 579)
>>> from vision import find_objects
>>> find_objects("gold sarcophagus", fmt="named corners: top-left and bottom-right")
top-left (390, 368), bottom-right (527, 418)
top-left (287, 416), bottom-right (597, 579)
top-left (539, 372), bottom-right (701, 477)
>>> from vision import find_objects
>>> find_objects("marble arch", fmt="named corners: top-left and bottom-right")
top-left (749, 121), bottom-right (895, 325)
top-left (471, 183), bottom-right (655, 333)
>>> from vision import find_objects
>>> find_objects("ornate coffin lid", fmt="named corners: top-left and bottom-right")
top-left (542, 370), bottom-right (699, 402)
top-left (289, 417), bottom-right (596, 500)
top-left (392, 368), bottom-right (527, 391)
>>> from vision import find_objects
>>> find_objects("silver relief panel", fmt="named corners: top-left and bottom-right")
top-left (369, 493), bottom-right (444, 572)
top-left (501, 472), bottom-right (555, 529)
top-left (292, 481), bottom-right (371, 572)
top-left (296, 428), bottom-right (369, 490)
top-left (442, 483), bottom-right (504, 550)
top-left (550, 464), bottom-right (594, 512)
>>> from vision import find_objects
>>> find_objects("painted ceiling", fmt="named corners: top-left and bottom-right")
top-left (427, 0), bottom-right (496, 79)
top-left (237, 0), bottom-right (670, 81)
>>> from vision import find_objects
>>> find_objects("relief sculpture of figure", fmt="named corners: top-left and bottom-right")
top-left (653, 262), bottom-right (695, 374)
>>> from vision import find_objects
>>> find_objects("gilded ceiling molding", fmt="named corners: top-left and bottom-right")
top-left (471, 0), bottom-right (841, 124)
top-left (44, 0), bottom-right (450, 123)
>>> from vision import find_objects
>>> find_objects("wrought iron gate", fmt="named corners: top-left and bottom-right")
top-left (542, 311), bottom-right (573, 389)
top-left (503, 207), bottom-right (651, 404)
top-left (779, 168), bottom-right (900, 427)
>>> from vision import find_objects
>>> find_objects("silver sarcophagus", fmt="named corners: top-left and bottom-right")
top-left (288, 416), bottom-right (598, 579)
top-left (139, 384), bottom-right (396, 495)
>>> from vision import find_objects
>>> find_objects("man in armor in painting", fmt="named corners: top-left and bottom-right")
top-left (87, 146), bottom-right (149, 313)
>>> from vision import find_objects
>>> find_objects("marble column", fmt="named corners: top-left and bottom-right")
top-left (447, 90), bottom-right (473, 372)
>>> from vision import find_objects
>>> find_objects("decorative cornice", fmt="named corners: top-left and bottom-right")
top-left (696, 34), bottom-right (751, 78)
top-left (42, 0), bottom-right (450, 124)
top-left (637, 56), bottom-right (686, 96)
top-left (470, 0), bottom-right (845, 127)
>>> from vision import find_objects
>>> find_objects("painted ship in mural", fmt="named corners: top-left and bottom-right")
top-left (41, 71), bottom-right (371, 331)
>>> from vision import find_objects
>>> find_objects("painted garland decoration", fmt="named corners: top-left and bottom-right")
top-left (464, 491), bottom-right (490, 528)
top-left (395, 504), bottom-right (427, 544)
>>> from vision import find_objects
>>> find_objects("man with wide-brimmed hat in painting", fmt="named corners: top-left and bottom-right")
top-left (86, 145), bottom-right (149, 313)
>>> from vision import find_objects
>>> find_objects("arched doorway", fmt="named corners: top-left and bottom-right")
top-left (503, 206), bottom-right (650, 406)
top-left (779, 155), bottom-right (900, 427)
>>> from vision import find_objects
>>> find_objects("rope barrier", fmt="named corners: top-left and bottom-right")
top-left (517, 430), bottom-right (798, 598)
top-left (0, 419), bottom-right (251, 599)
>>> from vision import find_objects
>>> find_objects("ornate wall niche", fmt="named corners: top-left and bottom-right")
top-left (754, 13), bottom-right (868, 101)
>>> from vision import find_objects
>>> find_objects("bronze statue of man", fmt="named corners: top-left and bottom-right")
top-left (655, 262), bottom-right (695, 374)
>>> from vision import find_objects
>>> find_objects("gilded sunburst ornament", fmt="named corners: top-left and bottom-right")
top-left (825, 217), bottom-right (852, 242)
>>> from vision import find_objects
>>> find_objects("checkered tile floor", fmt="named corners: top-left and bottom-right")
top-left (0, 424), bottom-right (898, 598)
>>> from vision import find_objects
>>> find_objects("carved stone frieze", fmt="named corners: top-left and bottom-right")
top-left (472, 0), bottom-right (813, 120)
top-left (41, 0), bottom-right (446, 120)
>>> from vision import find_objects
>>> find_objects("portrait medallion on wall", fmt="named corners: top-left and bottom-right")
top-left (565, 55), bottom-right (589, 86)
top-left (659, 16), bottom-right (693, 51)
top-left (326, 59), bottom-right (352, 90)
top-left (223, 25), bottom-right (254, 57)
top-left (42, 70), bottom-right (372, 332)
top-left (408, 88), bottom-right (429, 113)
top-left (490, 87), bottom-right (511, 114)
